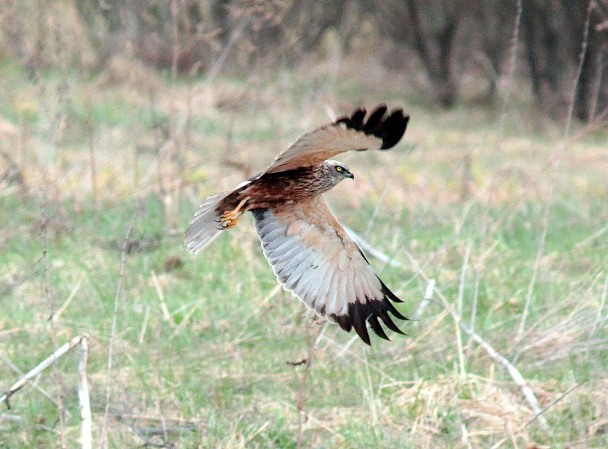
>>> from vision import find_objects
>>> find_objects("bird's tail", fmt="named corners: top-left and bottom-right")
top-left (184, 189), bottom-right (236, 254)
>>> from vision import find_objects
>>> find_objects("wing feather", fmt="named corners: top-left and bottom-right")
top-left (264, 105), bottom-right (409, 174)
top-left (252, 196), bottom-right (408, 345)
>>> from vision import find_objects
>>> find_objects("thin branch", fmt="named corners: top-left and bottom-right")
top-left (100, 221), bottom-right (134, 449)
top-left (296, 320), bottom-right (317, 449)
top-left (140, 13), bottom-right (251, 189)
top-left (41, 200), bottom-right (67, 448)
top-left (0, 354), bottom-right (59, 408)
top-left (516, 209), bottom-right (548, 342)
top-left (1, 336), bottom-right (85, 409)
top-left (78, 334), bottom-right (92, 449)
top-left (591, 273), bottom-right (608, 336)
top-left (564, 0), bottom-right (594, 140)
top-left (497, 0), bottom-right (523, 149)
top-left (456, 240), bottom-right (472, 380)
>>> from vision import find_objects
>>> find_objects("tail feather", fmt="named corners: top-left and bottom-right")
top-left (185, 191), bottom-right (231, 254)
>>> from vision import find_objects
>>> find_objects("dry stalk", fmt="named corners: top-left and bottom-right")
top-left (151, 270), bottom-right (176, 326)
top-left (0, 354), bottom-right (58, 408)
top-left (100, 221), bottom-right (134, 449)
top-left (296, 321), bottom-right (316, 449)
top-left (0, 336), bottom-right (87, 409)
top-left (591, 273), bottom-right (608, 337)
top-left (490, 383), bottom-right (582, 449)
top-left (0, 334), bottom-right (92, 449)
top-left (575, 222), bottom-right (608, 249)
top-left (346, 227), bottom-right (550, 432)
top-left (78, 335), bottom-right (92, 449)
top-left (140, 13), bottom-right (251, 190)
top-left (456, 240), bottom-right (472, 380)
top-left (52, 276), bottom-right (83, 324)
top-left (496, 0), bottom-right (523, 150)
top-left (516, 208), bottom-right (548, 342)
top-left (86, 102), bottom-right (98, 214)
top-left (41, 203), bottom-right (67, 448)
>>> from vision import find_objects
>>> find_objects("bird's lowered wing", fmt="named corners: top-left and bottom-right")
top-left (252, 196), bottom-right (408, 344)
top-left (264, 105), bottom-right (409, 174)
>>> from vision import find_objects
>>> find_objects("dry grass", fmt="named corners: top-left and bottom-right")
top-left (0, 48), bottom-right (607, 449)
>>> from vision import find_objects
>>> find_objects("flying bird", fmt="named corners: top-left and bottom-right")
top-left (185, 105), bottom-right (410, 344)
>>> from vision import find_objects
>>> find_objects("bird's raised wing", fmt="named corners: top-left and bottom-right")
top-left (252, 196), bottom-right (408, 344)
top-left (264, 105), bottom-right (409, 174)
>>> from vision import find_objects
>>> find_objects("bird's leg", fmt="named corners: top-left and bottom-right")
top-left (219, 198), bottom-right (248, 229)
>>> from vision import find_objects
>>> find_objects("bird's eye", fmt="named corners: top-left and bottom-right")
top-left (336, 166), bottom-right (343, 172)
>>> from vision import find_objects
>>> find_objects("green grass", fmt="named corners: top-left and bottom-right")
top-left (1, 59), bottom-right (608, 448)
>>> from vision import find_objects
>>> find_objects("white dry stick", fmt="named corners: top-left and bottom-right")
top-left (575, 222), bottom-right (608, 249)
top-left (0, 354), bottom-right (59, 408)
top-left (53, 276), bottom-right (84, 324)
top-left (414, 278), bottom-right (436, 321)
top-left (456, 240), bottom-right (472, 380)
top-left (78, 335), bottom-right (92, 449)
top-left (151, 270), bottom-right (176, 326)
top-left (348, 230), bottom-right (549, 432)
top-left (0, 336), bottom-right (84, 408)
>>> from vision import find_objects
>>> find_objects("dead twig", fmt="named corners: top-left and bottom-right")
top-left (1, 336), bottom-right (86, 410)
top-left (101, 220), bottom-right (134, 449)
top-left (516, 209), bottom-right (548, 342)
top-left (41, 202), bottom-right (67, 449)
top-left (78, 335), bottom-right (92, 449)
top-left (296, 320), bottom-right (316, 449)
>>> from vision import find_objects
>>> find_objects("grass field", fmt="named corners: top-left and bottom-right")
top-left (1, 58), bottom-right (608, 448)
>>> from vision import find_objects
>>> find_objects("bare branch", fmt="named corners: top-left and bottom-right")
top-left (78, 335), bottom-right (92, 449)
top-left (1, 336), bottom-right (84, 409)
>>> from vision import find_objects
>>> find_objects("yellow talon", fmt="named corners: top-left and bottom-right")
top-left (219, 198), bottom-right (248, 229)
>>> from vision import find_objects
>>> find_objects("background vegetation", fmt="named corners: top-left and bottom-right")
top-left (0, 1), bottom-right (607, 448)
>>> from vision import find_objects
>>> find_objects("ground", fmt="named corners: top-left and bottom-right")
top-left (0, 57), bottom-right (607, 448)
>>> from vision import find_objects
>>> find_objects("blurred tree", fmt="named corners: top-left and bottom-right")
top-left (1, 0), bottom-right (605, 120)
top-left (75, 0), bottom-right (218, 73)
top-left (521, 0), bottom-right (608, 120)
top-left (562, 0), bottom-right (608, 120)
top-left (377, 0), bottom-right (466, 107)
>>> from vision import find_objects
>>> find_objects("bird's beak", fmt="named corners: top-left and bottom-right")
top-left (347, 172), bottom-right (355, 180)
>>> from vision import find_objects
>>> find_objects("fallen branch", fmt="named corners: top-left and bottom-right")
top-left (1, 336), bottom-right (85, 408)
top-left (1, 336), bottom-right (93, 447)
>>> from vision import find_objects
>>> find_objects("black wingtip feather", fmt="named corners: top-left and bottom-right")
top-left (332, 283), bottom-right (409, 345)
top-left (336, 105), bottom-right (409, 151)
top-left (351, 304), bottom-right (371, 345)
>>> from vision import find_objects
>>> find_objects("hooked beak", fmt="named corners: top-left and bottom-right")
top-left (346, 172), bottom-right (355, 180)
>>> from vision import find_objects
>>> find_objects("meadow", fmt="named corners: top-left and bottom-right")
top-left (1, 55), bottom-right (607, 448)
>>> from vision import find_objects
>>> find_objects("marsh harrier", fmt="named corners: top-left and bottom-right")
top-left (185, 105), bottom-right (410, 344)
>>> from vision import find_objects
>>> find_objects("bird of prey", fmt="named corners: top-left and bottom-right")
top-left (185, 105), bottom-right (410, 344)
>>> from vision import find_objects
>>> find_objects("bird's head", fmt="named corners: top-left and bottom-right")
top-left (324, 160), bottom-right (354, 183)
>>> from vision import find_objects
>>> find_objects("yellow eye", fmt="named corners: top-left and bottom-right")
top-left (336, 166), bottom-right (343, 172)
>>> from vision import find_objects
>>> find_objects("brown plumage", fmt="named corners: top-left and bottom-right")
top-left (185, 105), bottom-right (410, 345)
